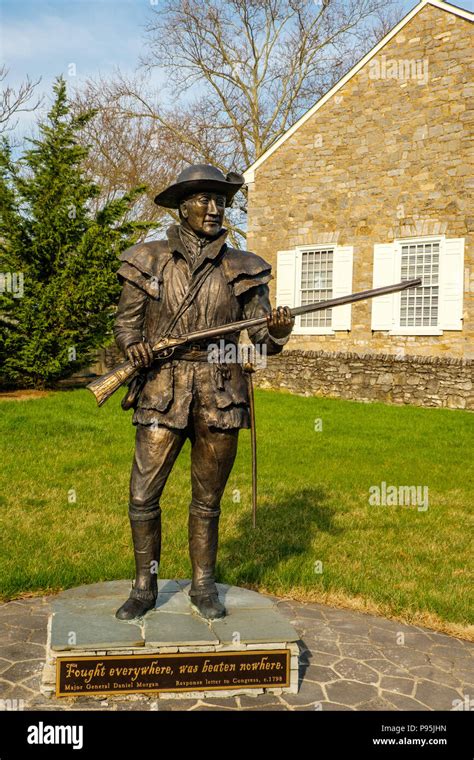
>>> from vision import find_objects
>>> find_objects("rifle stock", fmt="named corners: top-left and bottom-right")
top-left (87, 336), bottom-right (185, 406)
top-left (87, 360), bottom-right (138, 407)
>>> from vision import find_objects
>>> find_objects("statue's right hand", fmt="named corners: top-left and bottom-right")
top-left (126, 341), bottom-right (154, 368)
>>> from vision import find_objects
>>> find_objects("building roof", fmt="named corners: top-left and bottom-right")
top-left (244, 0), bottom-right (473, 183)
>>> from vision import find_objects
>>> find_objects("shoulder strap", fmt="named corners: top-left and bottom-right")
top-left (160, 248), bottom-right (225, 339)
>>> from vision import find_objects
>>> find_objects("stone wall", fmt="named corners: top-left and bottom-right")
top-left (55, 346), bottom-right (123, 388)
top-left (253, 350), bottom-right (473, 410)
top-left (96, 345), bottom-right (123, 374)
top-left (72, 345), bottom-right (473, 409)
top-left (246, 3), bottom-right (473, 359)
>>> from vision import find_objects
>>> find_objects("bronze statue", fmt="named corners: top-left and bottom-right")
top-left (90, 163), bottom-right (421, 623)
top-left (111, 165), bottom-right (293, 621)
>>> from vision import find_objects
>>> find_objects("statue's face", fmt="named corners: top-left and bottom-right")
top-left (180, 191), bottom-right (226, 238)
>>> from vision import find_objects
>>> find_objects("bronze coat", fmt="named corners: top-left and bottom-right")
top-left (114, 224), bottom-right (288, 429)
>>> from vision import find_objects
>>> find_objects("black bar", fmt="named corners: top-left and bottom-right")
top-left (0, 708), bottom-right (469, 758)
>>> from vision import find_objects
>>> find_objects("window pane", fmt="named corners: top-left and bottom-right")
top-left (300, 249), bottom-right (334, 328)
top-left (400, 241), bottom-right (439, 327)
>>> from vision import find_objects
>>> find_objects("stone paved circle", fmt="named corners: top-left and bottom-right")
top-left (0, 593), bottom-right (472, 711)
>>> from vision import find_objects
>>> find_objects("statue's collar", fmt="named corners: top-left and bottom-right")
top-left (166, 224), bottom-right (228, 271)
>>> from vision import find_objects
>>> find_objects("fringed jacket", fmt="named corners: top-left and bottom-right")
top-left (113, 224), bottom-right (288, 429)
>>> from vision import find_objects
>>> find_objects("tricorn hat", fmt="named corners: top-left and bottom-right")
top-left (154, 164), bottom-right (245, 209)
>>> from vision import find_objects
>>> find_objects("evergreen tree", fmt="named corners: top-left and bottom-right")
top-left (0, 77), bottom-right (153, 388)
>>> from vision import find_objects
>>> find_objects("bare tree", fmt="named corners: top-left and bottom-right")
top-left (72, 80), bottom-right (181, 235)
top-left (73, 73), bottom-right (252, 241)
top-left (0, 66), bottom-right (42, 134)
top-left (140, 0), bottom-right (403, 165)
top-left (78, 0), bottom-right (403, 239)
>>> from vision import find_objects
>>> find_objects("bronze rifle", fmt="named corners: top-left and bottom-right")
top-left (87, 278), bottom-right (421, 406)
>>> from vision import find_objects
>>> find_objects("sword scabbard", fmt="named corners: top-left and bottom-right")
top-left (243, 362), bottom-right (257, 528)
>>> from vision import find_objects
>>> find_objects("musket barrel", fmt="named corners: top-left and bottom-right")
top-left (291, 277), bottom-right (422, 317)
top-left (176, 278), bottom-right (422, 342)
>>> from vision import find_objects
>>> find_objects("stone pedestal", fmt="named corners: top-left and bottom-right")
top-left (41, 580), bottom-right (300, 700)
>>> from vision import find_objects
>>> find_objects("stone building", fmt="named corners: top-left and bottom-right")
top-left (244, 0), bottom-right (473, 409)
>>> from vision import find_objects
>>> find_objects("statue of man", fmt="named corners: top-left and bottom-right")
top-left (113, 164), bottom-right (293, 621)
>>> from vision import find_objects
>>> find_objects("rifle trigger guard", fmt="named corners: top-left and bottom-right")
top-left (157, 346), bottom-right (175, 360)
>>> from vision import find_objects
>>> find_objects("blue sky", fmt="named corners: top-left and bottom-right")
top-left (1, 0), bottom-right (471, 136)
top-left (1, 0), bottom-right (421, 86)
top-left (0, 0), bottom-right (161, 135)
top-left (1, 0), bottom-right (152, 85)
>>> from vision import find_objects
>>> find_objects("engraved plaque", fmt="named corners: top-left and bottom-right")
top-left (56, 649), bottom-right (290, 696)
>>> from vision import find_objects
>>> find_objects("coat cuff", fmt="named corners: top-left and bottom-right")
top-left (114, 331), bottom-right (143, 355)
top-left (268, 332), bottom-right (290, 347)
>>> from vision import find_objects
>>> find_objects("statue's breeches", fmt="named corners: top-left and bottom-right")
top-left (128, 402), bottom-right (239, 521)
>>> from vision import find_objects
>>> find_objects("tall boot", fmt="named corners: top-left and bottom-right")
top-left (116, 512), bottom-right (161, 620)
top-left (188, 509), bottom-right (225, 620)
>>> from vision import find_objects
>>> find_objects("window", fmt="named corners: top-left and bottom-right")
top-left (300, 248), bottom-right (333, 328)
top-left (372, 236), bottom-right (464, 335)
top-left (276, 244), bottom-right (354, 334)
top-left (400, 240), bottom-right (439, 327)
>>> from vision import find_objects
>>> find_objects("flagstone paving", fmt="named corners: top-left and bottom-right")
top-left (0, 591), bottom-right (472, 711)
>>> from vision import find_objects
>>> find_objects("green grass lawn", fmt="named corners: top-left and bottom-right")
top-left (0, 388), bottom-right (472, 637)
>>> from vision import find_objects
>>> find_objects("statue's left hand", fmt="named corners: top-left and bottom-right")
top-left (267, 306), bottom-right (294, 340)
top-left (126, 340), bottom-right (154, 368)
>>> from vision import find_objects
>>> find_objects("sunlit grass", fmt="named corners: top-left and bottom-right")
top-left (1, 388), bottom-right (472, 636)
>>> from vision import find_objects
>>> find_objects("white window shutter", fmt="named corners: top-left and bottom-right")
top-left (439, 238), bottom-right (464, 331)
top-left (371, 244), bottom-right (396, 330)
top-left (276, 250), bottom-right (297, 308)
top-left (332, 246), bottom-right (354, 330)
